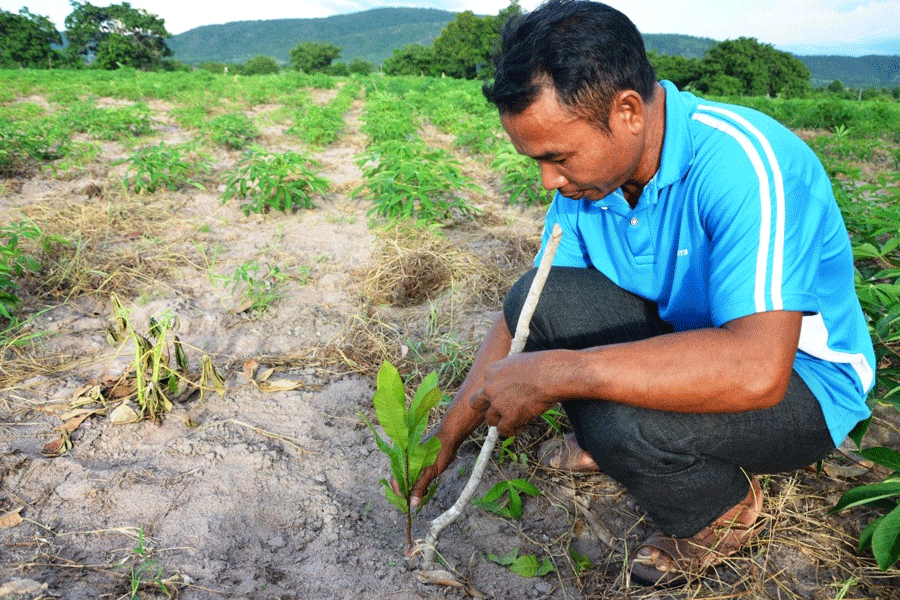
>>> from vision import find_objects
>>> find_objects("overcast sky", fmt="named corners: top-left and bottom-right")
top-left (4, 0), bottom-right (898, 56)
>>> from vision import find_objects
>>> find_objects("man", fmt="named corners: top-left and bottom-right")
top-left (403, 0), bottom-right (875, 586)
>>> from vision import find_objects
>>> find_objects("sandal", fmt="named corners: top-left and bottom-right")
top-left (631, 476), bottom-right (763, 586)
top-left (538, 433), bottom-right (600, 473)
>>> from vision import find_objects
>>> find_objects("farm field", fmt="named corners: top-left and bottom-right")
top-left (1, 70), bottom-right (900, 599)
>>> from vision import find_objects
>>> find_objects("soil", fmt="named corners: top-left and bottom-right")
top-left (1, 85), bottom-right (899, 600)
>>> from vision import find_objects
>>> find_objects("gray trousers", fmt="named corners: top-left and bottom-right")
top-left (504, 267), bottom-right (835, 537)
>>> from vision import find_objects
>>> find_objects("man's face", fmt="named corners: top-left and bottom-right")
top-left (499, 87), bottom-right (646, 202)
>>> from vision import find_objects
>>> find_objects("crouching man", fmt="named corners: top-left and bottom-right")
top-left (400, 0), bottom-right (875, 586)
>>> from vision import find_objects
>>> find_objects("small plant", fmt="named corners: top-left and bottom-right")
top-left (492, 148), bottom-right (552, 207)
top-left (360, 361), bottom-right (442, 548)
top-left (121, 142), bottom-right (209, 193)
top-left (222, 147), bottom-right (328, 214)
top-left (205, 112), bottom-right (258, 149)
top-left (127, 527), bottom-right (169, 600)
top-left (473, 478), bottom-right (540, 520)
top-left (226, 259), bottom-right (287, 314)
top-left (0, 221), bottom-right (42, 322)
top-left (487, 548), bottom-right (554, 577)
top-left (830, 446), bottom-right (900, 570)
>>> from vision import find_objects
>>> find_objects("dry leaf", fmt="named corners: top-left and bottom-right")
top-left (228, 298), bottom-right (254, 314)
top-left (257, 379), bottom-right (303, 392)
top-left (256, 367), bottom-right (275, 382)
top-left (110, 402), bottom-right (140, 424)
top-left (0, 507), bottom-right (23, 529)
top-left (41, 433), bottom-right (71, 457)
top-left (243, 359), bottom-right (259, 381)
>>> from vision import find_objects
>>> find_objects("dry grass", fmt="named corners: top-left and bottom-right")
top-left (16, 187), bottom-right (191, 301)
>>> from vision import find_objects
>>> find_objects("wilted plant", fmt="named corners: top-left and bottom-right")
top-left (222, 147), bottom-right (328, 214)
top-left (360, 362), bottom-right (442, 548)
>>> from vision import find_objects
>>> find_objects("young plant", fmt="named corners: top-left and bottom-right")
top-left (487, 548), bottom-right (554, 577)
top-left (830, 446), bottom-right (900, 570)
top-left (121, 142), bottom-right (209, 193)
top-left (360, 361), bottom-right (442, 548)
top-left (473, 478), bottom-right (540, 520)
top-left (127, 527), bottom-right (169, 600)
top-left (0, 221), bottom-right (42, 322)
top-left (221, 147), bottom-right (328, 214)
top-left (205, 112), bottom-right (258, 150)
top-left (225, 259), bottom-right (287, 314)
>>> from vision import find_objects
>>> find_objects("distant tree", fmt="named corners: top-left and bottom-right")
top-left (323, 62), bottom-right (349, 76)
top-left (382, 44), bottom-right (438, 76)
top-left (431, 10), bottom-right (498, 79)
top-left (696, 37), bottom-right (810, 98)
top-left (827, 79), bottom-right (844, 93)
top-left (0, 8), bottom-right (63, 69)
top-left (65, 2), bottom-right (172, 70)
top-left (647, 51), bottom-right (702, 89)
top-left (242, 55), bottom-right (279, 75)
top-left (347, 58), bottom-right (374, 76)
top-left (289, 41), bottom-right (341, 73)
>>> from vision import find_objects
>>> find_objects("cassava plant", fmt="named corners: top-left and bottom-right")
top-left (360, 361), bottom-right (442, 549)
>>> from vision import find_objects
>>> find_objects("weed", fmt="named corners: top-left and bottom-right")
top-left (126, 527), bottom-right (168, 600)
top-left (473, 478), bottom-right (540, 520)
top-left (120, 142), bottom-right (209, 193)
top-left (222, 147), bottom-right (328, 214)
top-left (226, 259), bottom-right (287, 314)
top-left (359, 362), bottom-right (442, 548)
top-left (487, 548), bottom-right (554, 577)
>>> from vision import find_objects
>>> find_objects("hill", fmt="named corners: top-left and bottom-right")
top-left (167, 8), bottom-right (899, 87)
top-left (168, 7), bottom-right (456, 66)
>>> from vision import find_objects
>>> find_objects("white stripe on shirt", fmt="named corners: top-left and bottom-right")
top-left (691, 111), bottom-right (778, 313)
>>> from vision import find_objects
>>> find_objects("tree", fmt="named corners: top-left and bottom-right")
top-left (289, 41), bottom-right (341, 73)
top-left (431, 10), bottom-right (498, 79)
top-left (347, 58), bottom-right (374, 76)
top-left (647, 51), bottom-right (702, 90)
top-left (827, 79), bottom-right (844, 93)
top-left (64, 2), bottom-right (172, 70)
top-left (382, 44), bottom-right (438, 77)
top-left (0, 8), bottom-right (62, 69)
top-left (696, 37), bottom-right (810, 98)
top-left (242, 55), bottom-right (280, 75)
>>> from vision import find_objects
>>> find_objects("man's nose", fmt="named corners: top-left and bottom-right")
top-left (539, 162), bottom-right (566, 191)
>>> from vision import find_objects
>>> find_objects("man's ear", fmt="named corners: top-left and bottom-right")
top-left (612, 90), bottom-right (645, 135)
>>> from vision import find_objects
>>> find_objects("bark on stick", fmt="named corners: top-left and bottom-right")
top-left (421, 223), bottom-right (563, 567)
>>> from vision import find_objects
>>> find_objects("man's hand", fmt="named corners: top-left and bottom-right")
top-left (389, 429), bottom-right (457, 509)
top-left (469, 352), bottom-right (560, 437)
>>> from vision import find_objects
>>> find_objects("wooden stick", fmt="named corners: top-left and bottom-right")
top-left (421, 223), bottom-right (563, 567)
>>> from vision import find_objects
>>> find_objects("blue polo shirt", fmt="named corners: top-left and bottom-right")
top-left (535, 80), bottom-right (875, 445)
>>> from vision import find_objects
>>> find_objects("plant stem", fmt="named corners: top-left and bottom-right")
top-left (421, 223), bottom-right (563, 567)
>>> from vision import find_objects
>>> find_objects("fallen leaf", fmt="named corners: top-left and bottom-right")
top-left (110, 402), bottom-right (140, 424)
top-left (0, 507), bottom-right (23, 529)
top-left (228, 298), bottom-right (254, 314)
top-left (256, 367), bottom-right (275, 382)
top-left (257, 379), bottom-right (303, 392)
top-left (243, 359), bottom-right (259, 381)
top-left (41, 433), bottom-right (71, 457)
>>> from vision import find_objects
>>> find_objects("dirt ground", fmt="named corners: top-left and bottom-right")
top-left (2, 86), bottom-right (899, 600)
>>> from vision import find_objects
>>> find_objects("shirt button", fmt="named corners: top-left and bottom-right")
top-left (630, 217), bottom-right (639, 226)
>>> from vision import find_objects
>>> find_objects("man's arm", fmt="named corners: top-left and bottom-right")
top-left (470, 309), bottom-right (802, 436)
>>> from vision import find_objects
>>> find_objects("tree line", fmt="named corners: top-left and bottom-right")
top-left (3, 0), bottom-right (898, 101)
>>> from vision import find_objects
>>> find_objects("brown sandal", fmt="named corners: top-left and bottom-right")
top-left (631, 476), bottom-right (763, 586)
top-left (538, 433), bottom-right (600, 473)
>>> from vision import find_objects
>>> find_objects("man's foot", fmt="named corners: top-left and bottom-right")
top-left (631, 476), bottom-right (763, 587)
top-left (538, 433), bottom-right (600, 473)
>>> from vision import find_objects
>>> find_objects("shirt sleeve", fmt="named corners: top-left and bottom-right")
top-left (697, 130), bottom-right (822, 326)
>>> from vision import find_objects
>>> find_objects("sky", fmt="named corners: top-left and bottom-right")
top-left (3, 0), bottom-right (898, 56)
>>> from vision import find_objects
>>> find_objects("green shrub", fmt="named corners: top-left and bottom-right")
top-left (120, 143), bottom-right (209, 194)
top-left (205, 112), bottom-right (258, 150)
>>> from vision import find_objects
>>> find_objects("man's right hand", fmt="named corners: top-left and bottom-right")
top-left (390, 432), bottom-right (458, 508)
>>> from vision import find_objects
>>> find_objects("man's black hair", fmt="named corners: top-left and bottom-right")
top-left (483, 0), bottom-right (657, 131)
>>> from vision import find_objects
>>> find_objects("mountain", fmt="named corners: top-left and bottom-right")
top-left (168, 8), bottom-right (456, 66)
top-left (167, 8), bottom-right (899, 88)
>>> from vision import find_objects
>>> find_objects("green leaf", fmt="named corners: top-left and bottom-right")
top-left (831, 482), bottom-right (900, 512)
top-left (408, 436), bottom-right (440, 484)
top-left (568, 545), bottom-right (593, 575)
top-left (858, 513), bottom-right (884, 554)
top-left (860, 447), bottom-right (900, 472)
top-left (849, 416), bottom-right (872, 448)
top-left (871, 503), bottom-right (900, 570)
top-left (487, 548), bottom-right (518, 566)
top-left (380, 478), bottom-right (408, 513)
top-left (373, 362), bottom-right (409, 449)
top-left (508, 488), bottom-right (523, 519)
top-left (409, 371), bottom-right (438, 425)
top-left (509, 479), bottom-right (540, 496)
